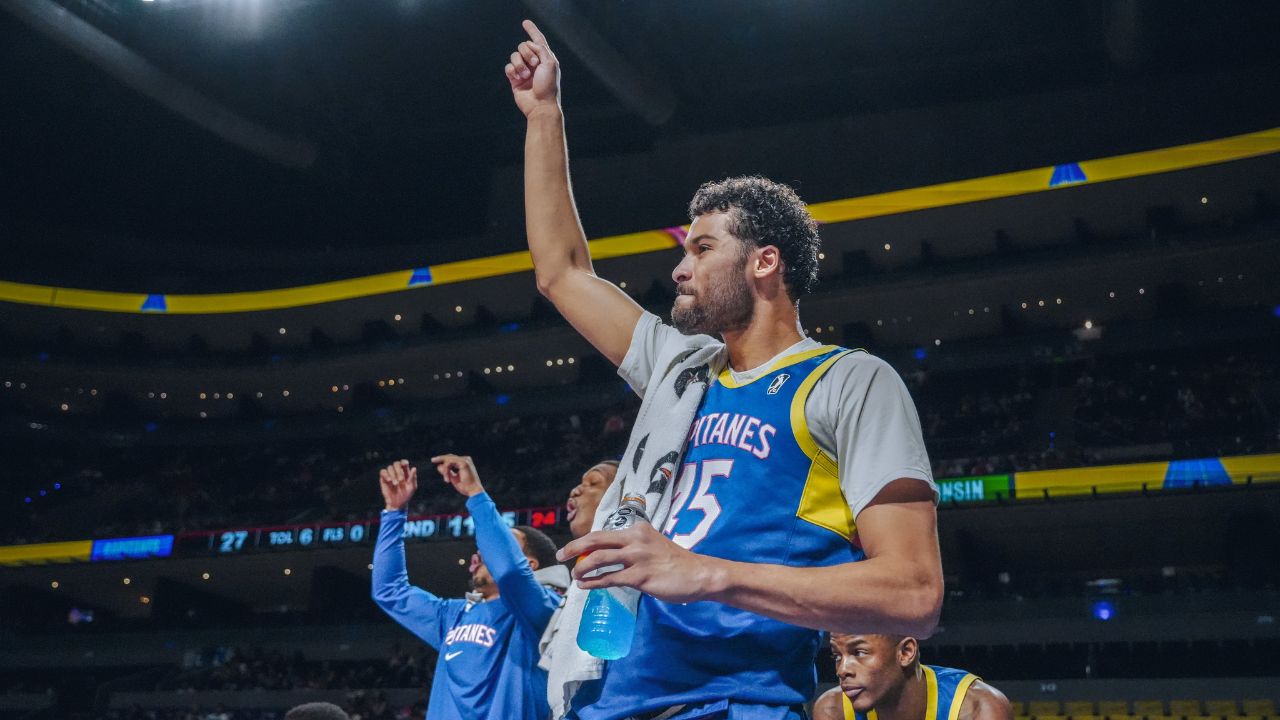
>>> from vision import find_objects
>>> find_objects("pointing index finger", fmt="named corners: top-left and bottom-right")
top-left (522, 19), bottom-right (549, 48)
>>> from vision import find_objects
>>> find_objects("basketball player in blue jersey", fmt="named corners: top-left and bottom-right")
top-left (372, 455), bottom-right (566, 720)
top-left (506, 20), bottom-right (943, 720)
top-left (812, 633), bottom-right (1011, 720)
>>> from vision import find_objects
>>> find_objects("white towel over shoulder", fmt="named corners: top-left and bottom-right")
top-left (539, 330), bottom-right (724, 719)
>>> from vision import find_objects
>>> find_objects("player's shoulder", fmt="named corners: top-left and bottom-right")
top-left (815, 347), bottom-right (900, 386)
top-left (811, 686), bottom-right (846, 720)
top-left (959, 678), bottom-right (1013, 720)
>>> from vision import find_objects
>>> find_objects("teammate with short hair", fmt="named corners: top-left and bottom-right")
top-left (566, 460), bottom-right (619, 539)
top-left (372, 455), bottom-right (566, 720)
top-left (505, 21), bottom-right (943, 720)
top-left (812, 633), bottom-right (1012, 720)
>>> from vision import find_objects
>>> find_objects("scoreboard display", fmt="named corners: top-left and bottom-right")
top-left (175, 506), bottom-right (561, 557)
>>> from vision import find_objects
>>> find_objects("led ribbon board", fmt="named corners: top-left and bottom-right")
top-left (1, 127), bottom-right (1278, 314)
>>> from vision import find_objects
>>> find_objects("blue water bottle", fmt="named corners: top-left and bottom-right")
top-left (576, 494), bottom-right (647, 659)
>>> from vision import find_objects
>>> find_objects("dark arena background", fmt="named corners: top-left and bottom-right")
top-left (2, 1), bottom-right (1280, 719)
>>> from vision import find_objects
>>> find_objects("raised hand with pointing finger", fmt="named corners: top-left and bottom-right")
top-left (504, 20), bottom-right (560, 118)
top-left (431, 454), bottom-right (485, 498)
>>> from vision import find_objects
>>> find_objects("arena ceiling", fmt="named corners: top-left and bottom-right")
top-left (2, 0), bottom-right (1279, 293)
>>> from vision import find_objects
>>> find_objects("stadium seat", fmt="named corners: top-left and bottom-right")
top-left (1069, 713), bottom-right (1105, 720)
top-left (1037, 714), bottom-right (1068, 720)
top-left (1015, 714), bottom-right (1033, 720)
top-left (1170, 701), bottom-right (1202, 717)
top-left (1205, 703), bottom-right (1239, 718)
top-left (1134, 701), bottom-right (1166, 717)
top-left (1099, 702), bottom-right (1131, 717)
top-left (1242, 702), bottom-right (1277, 717)
top-left (1147, 714), bottom-right (1182, 720)
top-left (1065, 702), bottom-right (1096, 716)
top-left (1189, 715), bottom-right (1222, 720)
top-left (1226, 715), bottom-right (1264, 720)
top-left (1031, 702), bottom-right (1064, 716)
top-left (1107, 713), bottom-right (1144, 720)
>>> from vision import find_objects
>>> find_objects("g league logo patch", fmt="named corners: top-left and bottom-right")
top-left (767, 373), bottom-right (790, 395)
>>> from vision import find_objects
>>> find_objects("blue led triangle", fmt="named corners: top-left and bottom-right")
top-left (141, 294), bottom-right (168, 312)
top-left (1163, 458), bottom-right (1231, 488)
top-left (408, 267), bottom-right (433, 287)
top-left (1049, 163), bottom-right (1087, 188)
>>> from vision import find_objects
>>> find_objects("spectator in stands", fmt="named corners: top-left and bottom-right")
top-left (813, 633), bottom-right (1011, 720)
top-left (372, 455), bottom-right (566, 720)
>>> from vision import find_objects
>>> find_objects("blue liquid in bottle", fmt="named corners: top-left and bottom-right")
top-left (576, 588), bottom-right (636, 660)
top-left (575, 494), bottom-right (646, 659)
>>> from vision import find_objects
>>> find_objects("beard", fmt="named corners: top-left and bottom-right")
top-left (469, 570), bottom-right (492, 593)
top-left (671, 272), bottom-right (755, 336)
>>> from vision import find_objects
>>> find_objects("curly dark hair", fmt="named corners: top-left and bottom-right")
top-left (515, 525), bottom-right (560, 569)
top-left (687, 176), bottom-right (820, 299)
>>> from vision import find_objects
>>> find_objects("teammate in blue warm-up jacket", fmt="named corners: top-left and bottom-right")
top-left (373, 455), bottom-right (567, 720)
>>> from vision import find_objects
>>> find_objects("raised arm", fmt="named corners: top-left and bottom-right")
top-left (433, 454), bottom-right (560, 634)
top-left (371, 461), bottom-right (456, 648)
top-left (505, 20), bottom-right (643, 366)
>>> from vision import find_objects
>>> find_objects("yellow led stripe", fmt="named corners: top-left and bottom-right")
top-left (1, 127), bottom-right (1277, 315)
top-left (0, 539), bottom-right (93, 567)
top-left (163, 269), bottom-right (416, 314)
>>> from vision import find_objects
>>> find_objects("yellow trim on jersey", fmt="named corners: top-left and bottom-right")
top-left (715, 344), bottom-right (840, 389)
top-left (923, 666), bottom-right (940, 720)
top-left (792, 349), bottom-right (858, 540)
top-left (843, 668), bottom-right (978, 720)
top-left (947, 673), bottom-right (980, 720)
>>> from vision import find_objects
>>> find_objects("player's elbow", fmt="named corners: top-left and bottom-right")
top-left (533, 265), bottom-right (554, 295)
top-left (370, 576), bottom-right (398, 608)
top-left (534, 265), bottom-right (579, 300)
top-left (901, 568), bottom-right (943, 637)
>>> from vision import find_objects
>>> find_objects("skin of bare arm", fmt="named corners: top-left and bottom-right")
top-left (557, 478), bottom-right (943, 637)
top-left (505, 21), bottom-right (643, 366)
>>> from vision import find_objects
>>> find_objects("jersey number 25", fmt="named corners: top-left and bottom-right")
top-left (663, 459), bottom-right (732, 550)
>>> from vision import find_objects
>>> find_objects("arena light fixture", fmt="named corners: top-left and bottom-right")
top-left (1091, 600), bottom-right (1115, 621)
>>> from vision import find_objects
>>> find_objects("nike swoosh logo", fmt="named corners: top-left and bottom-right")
top-left (445, 651), bottom-right (463, 661)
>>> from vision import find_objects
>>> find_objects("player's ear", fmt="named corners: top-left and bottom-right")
top-left (751, 244), bottom-right (781, 276)
top-left (526, 555), bottom-right (541, 571)
top-left (898, 637), bottom-right (919, 668)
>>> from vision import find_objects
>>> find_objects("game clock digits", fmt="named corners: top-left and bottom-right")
top-left (175, 506), bottom-right (560, 557)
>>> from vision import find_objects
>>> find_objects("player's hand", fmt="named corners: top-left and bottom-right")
top-left (557, 523), bottom-right (721, 604)
top-left (379, 460), bottom-right (418, 512)
top-left (431, 454), bottom-right (485, 498)
top-left (505, 20), bottom-right (560, 118)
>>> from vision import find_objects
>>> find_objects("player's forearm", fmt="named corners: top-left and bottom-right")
top-left (701, 554), bottom-right (942, 637)
top-left (468, 492), bottom-right (530, 583)
top-left (524, 106), bottom-right (592, 295)
top-left (371, 510), bottom-right (424, 605)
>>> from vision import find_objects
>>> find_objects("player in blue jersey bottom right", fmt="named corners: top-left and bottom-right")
top-left (812, 633), bottom-right (1012, 720)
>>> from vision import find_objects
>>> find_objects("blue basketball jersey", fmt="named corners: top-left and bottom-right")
top-left (576, 345), bottom-right (867, 720)
top-left (843, 666), bottom-right (980, 720)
